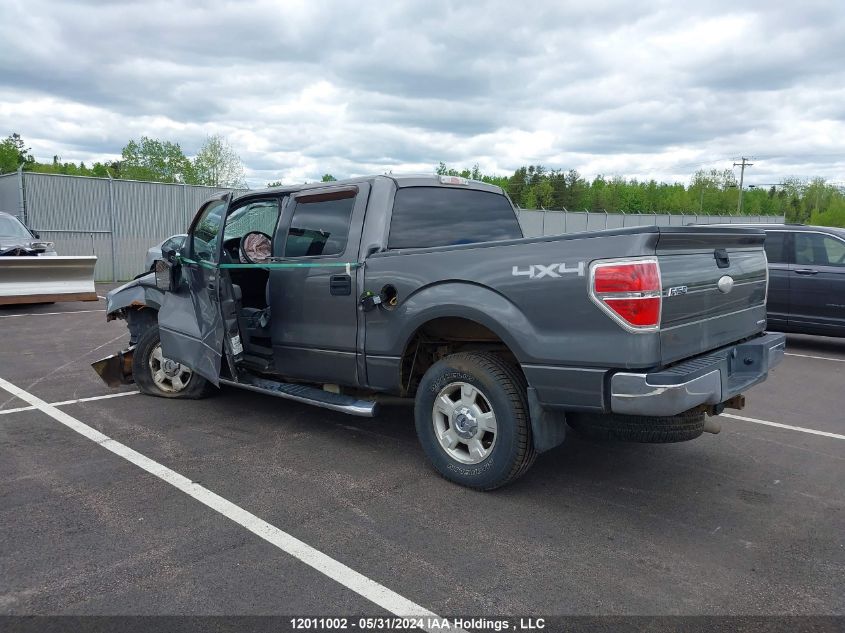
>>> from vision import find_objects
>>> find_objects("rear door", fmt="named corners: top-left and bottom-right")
top-left (269, 183), bottom-right (370, 385)
top-left (762, 230), bottom-right (791, 330)
top-left (789, 230), bottom-right (845, 333)
top-left (157, 194), bottom-right (231, 384)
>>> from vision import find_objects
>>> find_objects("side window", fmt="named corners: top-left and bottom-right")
top-left (822, 235), bottom-right (845, 266)
top-left (388, 187), bottom-right (523, 249)
top-left (283, 190), bottom-right (356, 258)
top-left (190, 200), bottom-right (227, 263)
top-left (795, 233), bottom-right (845, 267)
top-left (763, 232), bottom-right (787, 264)
top-left (224, 199), bottom-right (280, 242)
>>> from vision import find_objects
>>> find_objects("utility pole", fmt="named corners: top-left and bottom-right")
top-left (733, 157), bottom-right (754, 214)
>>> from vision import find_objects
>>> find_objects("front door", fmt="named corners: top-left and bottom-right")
top-left (158, 193), bottom-right (231, 384)
top-left (789, 230), bottom-right (845, 334)
top-left (269, 183), bottom-right (370, 385)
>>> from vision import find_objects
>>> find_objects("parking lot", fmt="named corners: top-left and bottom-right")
top-left (1, 287), bottom-right (843, 624)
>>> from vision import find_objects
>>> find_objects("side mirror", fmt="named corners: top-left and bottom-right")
top-left (154, 258), bottom-right (179, 292)
top-left (31, 230), bottom-right (40, 239)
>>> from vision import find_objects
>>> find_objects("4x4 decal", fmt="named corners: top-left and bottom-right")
top-left (512, 262), bottom-right (585, 279)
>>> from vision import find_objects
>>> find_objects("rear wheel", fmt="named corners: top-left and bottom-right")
top-left (132, 326), bottom-right (213, 399)
top-left (567, 411), bottom-right (706, 443)
top-left (414, 352), bottom-right (535, 490)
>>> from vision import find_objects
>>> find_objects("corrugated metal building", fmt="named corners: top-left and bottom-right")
top-left (3, 171), bottom-right (242, 281)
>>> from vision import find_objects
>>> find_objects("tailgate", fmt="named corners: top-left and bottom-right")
top-left (657, 227), bottom-right (768, 364)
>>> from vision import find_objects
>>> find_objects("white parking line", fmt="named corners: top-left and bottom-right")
top-left (721, 413), bottom-right (845, 440)
top-left (785, 352), bottom-right (845, 363)
top-left (0, 376), bottom-right (454, 630)
top-left (0, 309), bottom-right (106, 318)
top-left (0, 390), bottom-right (139, 416)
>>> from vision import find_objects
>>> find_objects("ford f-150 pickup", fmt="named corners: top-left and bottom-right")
top-left (93, 175), bottom-right (785, 489)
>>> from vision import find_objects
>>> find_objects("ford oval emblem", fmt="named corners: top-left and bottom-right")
top-left (717, 275), bottom-right (734, 294)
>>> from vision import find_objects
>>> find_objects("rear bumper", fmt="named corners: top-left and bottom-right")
top-left (610, 332), bottom-right (786, 416)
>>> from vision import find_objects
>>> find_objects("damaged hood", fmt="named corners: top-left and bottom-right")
top-left (106, 272), bottom-right (164, 316)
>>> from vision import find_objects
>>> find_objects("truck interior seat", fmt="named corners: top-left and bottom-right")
top-left (235, 279), bottom-right (272, 351)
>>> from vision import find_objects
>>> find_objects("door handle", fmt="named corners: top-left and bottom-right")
top-left (329, 274), bottom-right (352, 296)
top-left (794, 269), bottom-right (818, 275)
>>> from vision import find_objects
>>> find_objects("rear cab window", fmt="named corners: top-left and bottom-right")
top-left (283, 190), bottom-right (356, 258)
top-left (388, 187), bottom-right (522, 249)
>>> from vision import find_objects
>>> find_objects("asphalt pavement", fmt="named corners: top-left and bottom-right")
top-left (0, 287), bottom-right (842, 626)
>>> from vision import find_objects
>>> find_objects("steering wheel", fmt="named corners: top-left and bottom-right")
top-left (239, 231), bottom-right (272, 264)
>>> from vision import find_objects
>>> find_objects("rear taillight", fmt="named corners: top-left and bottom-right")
top-left (589, 258), bottom-right (662, 331)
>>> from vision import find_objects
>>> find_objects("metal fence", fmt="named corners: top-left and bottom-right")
top-left (1, 170), bottom-right (785, 281)
top-left (516, 209), bottom-right (784, 237)
top-left (0, 172), bottom-right (21, 216)
top-left (2, 170), bottom-right (242, 281)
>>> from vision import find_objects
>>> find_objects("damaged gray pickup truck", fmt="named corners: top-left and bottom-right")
top-left (94, 175), bottom-right (785, 489)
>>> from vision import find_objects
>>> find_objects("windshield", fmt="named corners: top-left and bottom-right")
top-left (0, 215), bottom-right (32, 239)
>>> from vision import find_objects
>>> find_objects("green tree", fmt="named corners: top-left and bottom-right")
top-left (0, 138), bottom-right (19, 174)
top-left (505, 166), bottom-right (528, 206)
top-left (9, 133), bottom-right (34, 167)
top-left (522, 187), bottom-right (538, 209)
top-left (321, 173), bottom-right (337, 182)
top-left (534, 179), bottom-right (555, 208)
top-left (120, 136), bottom-right (192, 183)
top-left (0, 132), bottom-right (35, 173)
top-left (192, 134), bottom-right (246, 187)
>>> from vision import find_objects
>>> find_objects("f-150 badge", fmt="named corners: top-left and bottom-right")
top-left (512, 262), bottom-right (585, 279)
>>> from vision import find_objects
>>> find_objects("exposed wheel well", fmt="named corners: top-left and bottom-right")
top-left (125, 306), bottom-right (158, 345)
top-left (399, 317), bottom-right (521, 397)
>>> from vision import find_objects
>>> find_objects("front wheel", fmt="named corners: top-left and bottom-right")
top-left (414, 352), bottom-right (535, 490)
top-left (132, 326), bottom-right (213, 399)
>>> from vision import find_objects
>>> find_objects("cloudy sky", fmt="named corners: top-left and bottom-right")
top-left (1, 0), bottom-right (843, 188)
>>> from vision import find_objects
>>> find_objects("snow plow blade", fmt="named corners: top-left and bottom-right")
top-left (0, 256), bottom-right (98, 305)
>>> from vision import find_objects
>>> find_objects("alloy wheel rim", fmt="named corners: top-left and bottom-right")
top-left (432, 381), bottom-right (497, 464)
top-left (149, 343), bottom-right (193, 393)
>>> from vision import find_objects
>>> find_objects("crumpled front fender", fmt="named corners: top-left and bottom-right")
top-left (106, 272), bottom-right (165, 318)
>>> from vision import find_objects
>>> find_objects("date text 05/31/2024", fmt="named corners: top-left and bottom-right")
top-left (290, 616), bottom-right (546, 630)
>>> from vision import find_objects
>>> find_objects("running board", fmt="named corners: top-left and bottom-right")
top-left (219, 375), bottom-right (378, 417)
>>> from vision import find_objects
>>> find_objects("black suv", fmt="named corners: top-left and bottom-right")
top-left (708, 224), bottom-right (845, 337)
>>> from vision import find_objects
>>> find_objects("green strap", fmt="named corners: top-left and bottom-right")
top-left (177, 255), bottom-right (361, 270)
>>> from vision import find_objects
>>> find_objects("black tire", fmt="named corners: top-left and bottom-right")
top-left (132, 326), bottom-right (214, 399)
top-left (414, 352), bottom-right (536, 490)
top-left (567, 410), bottom-right (706, 443)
